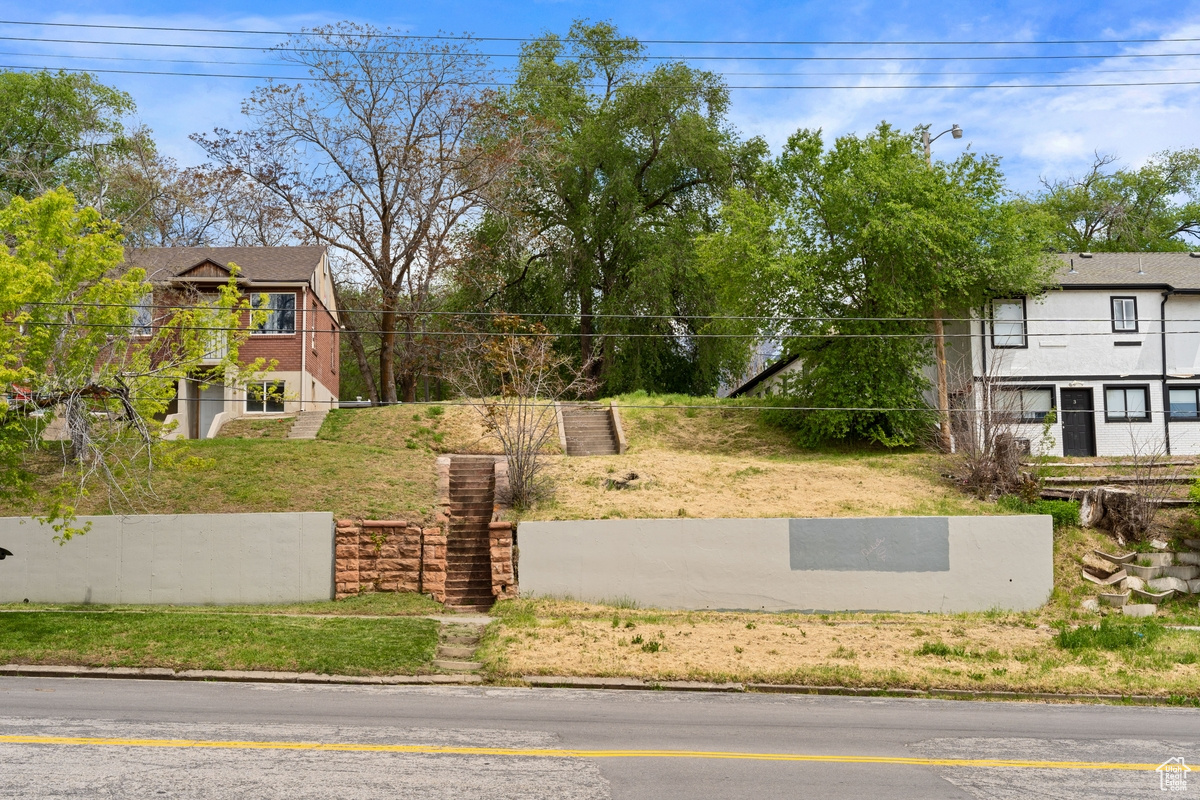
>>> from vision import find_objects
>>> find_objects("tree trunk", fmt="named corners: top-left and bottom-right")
top-left (580, 287), bottom-right (599, 398)
top-left (332, 283), bottom-right (379, 405)
top-left (379, 293), bottom-right (398, 405)
top-left (933, 307), bottom-right (953, 452)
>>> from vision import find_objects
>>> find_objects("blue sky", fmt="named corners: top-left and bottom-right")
top-left (6, 0), bottom-right (1200, 192)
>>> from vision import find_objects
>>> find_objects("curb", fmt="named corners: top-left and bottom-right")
top-left (0, 664), bottom-right (482, 685)
top-left (522, 676), bottom-right (1195, 705)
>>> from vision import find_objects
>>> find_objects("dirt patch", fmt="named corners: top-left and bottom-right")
top-left (530, 449), bottom-right (982, 520)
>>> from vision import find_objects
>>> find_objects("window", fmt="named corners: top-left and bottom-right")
top-left (1105, 385), bottom-right (1151, 422)
top-left (998, 386), bottom-right (1055, 423)
top-left (991, 299), bottom-right (1026, 348)
top-left (246, 381), bottom-right (285, 413)
top-left (133, 294), bottom-right (153, 336)
top-left (1111, 296), bottom-right (1138, 333)
top-left (252, 293), bottom-right (296, 334)
top-left (1169, 387), bottom-right (1200, 420)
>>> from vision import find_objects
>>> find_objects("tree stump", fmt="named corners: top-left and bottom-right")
top-left (1079, 486), bottom-right (1155, 545)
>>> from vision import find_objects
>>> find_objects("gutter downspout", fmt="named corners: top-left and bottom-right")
top-left (300, 288), bottom-right (308, 413)
top-left (1161, 290), bottom-right (1172, 456)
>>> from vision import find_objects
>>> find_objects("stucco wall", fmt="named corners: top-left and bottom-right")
top-left (517, 515), bottom-right (1052, 613)
top-left (0, 513), bottom-right (334, 604)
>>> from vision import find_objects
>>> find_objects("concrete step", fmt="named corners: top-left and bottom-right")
top-left (437, 645), bottom-right (477, 660)
top-left (433, 659), bottom-right (482, 671)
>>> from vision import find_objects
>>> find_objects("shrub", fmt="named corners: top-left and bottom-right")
top-left (997, 495), bottom-right (1080, 530)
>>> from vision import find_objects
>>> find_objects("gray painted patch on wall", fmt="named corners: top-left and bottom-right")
top-left (789, 517), bottom-right (950, 572)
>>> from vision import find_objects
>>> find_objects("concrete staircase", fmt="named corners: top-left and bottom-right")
top-left (287, 409), bottom-right (328, 440)
top-left (561, 404), bottom-right (619, 456)
top-left (445, 457), bottom-right (497, 612)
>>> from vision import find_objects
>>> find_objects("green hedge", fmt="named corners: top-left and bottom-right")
top-left (997, 495), bottom-right (1081, 530)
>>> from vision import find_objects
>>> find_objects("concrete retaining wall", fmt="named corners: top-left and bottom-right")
top-left (517, 515), bottom-right (1053, 613)
top-left (0, 513), bottom-right (334, 605)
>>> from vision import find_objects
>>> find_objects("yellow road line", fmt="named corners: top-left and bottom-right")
top-left (0, 735), bottom-right (1163, 771)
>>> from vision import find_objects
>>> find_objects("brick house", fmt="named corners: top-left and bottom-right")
top-left (125, 246), bottom-right (340, 439)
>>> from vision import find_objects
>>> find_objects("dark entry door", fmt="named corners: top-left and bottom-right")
top-left (1060, 389), bottom-right (1096, 457)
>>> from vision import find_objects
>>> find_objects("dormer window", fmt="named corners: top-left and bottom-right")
top-left (1111, 297), bottom-right (1138, 333)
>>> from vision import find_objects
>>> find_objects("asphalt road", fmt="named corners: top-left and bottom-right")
top-left (0, 678), bottom-right (1197, 799)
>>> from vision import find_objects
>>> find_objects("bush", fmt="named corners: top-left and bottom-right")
top-left (997, 495), bottom-right (1080, 530)
top-left (1056, 618), bottom-right (1162, 650)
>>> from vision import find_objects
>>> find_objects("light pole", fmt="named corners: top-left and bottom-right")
top-left (923, 124), bottom-right (963, 453)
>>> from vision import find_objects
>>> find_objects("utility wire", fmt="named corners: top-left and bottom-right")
top-left (19, 317), bottom-right (1200, 339)
top-left (5, 34), bottom-right (1200, 62)
top-left (2, 20), bottom-right (1198, 47)
top-left (20, 297), bottom-right (1200, 326)
top-left (12, 49), bottom-right (1200, 77)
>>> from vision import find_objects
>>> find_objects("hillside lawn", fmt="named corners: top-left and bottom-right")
top-left (0, 395), bottom-right (986, 522)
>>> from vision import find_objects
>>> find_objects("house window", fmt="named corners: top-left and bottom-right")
top-left (252, 293), bottom-right (296, 334)
top-left (1111, 296), bottom-right (1138, 332)
top-left (1105, 385), bottom-right (1151, 422)
top-left (991, 299), bottom-right (1026, 348)
top-left (246, 381), bottom-right (285, 413)
top-left (1169, 387), bottom-right (1200, 420)
top-left (133, 294), bottom-right (153, 336)
top-left (999, 386), bottom-right (1055, 423)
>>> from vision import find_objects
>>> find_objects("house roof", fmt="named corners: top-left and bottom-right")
top-left (124, 246), bottom-right (327, 285)
top-left (1054, 252), bottom-right (1200, 291)
top-left (727, 353), bottom-right (801, 398)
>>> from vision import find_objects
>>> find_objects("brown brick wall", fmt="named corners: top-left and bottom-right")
top-left (142, 283), bottom-right (340, 402)
top-left (334, 518), bottom-right (450, 602)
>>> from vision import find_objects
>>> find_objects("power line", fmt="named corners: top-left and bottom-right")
top-left (21, 317), bottom-right (1200, 340)
top-left (21, 297), bottom-right (1200, 325)
top-left (5, 34), bottom-right (1200, 62)
top-left (13, 49), bottom-right (1200, 77)
top-left (12, 393), bottom-right (1188, 417)
top-left (2, 19), bottom-right (1197, 47)
top-left (9, 63), bottom-right (1200, 90)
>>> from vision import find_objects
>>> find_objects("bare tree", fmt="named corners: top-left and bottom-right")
top-left (446, 315), bottom-right (595, 509)
top-left (194, 23), bottom-right (518, 404)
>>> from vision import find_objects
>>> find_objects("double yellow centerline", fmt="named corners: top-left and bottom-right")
top-left (0, 735), bottom-right (1164, 771)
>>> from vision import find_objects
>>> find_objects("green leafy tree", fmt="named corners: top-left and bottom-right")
top-left (0, 189), bottom-right (268, 530)
top-left (1035, 149), bottom-right (1200, 251)
top-left (460, 20), bottom-right (767, 395)
top-left (702, 123), bottom-right (1054, 447)
top-left (0, 70), bottom-right (139, 206)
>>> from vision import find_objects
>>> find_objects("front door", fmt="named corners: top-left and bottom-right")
top-left (1060, 389), bottom-right (1096, 457)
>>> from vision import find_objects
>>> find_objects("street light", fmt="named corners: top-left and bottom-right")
top-left (922, 124), bottom-right (963, 166)
top-left (923, 123), bottom-right (965, 452)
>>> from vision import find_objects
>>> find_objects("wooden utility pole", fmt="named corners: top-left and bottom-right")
top-left (923, 125), bottom-right (962, 453)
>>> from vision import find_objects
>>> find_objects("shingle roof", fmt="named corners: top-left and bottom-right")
top-left (1054, 252), bottom-right (1200, 291)
top-left (124, 246), bottom-right (327, 284)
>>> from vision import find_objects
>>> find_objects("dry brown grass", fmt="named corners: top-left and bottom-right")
top-left (484, 596), bottom-right (1200, 695)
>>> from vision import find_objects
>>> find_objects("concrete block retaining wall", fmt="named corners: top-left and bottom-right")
top-left (0, 513), bottom-right (334, 605)
top-left (517, 515), bottom-right (1053, 613)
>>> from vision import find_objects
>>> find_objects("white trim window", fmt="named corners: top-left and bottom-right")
top-left (991, 299), bottom-right (1026, 348)
top-left (246, 380), bottom-right (285, 413)
top-left (252, 293), bottom-right (296, 335)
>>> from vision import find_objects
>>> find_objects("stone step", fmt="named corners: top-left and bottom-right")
top-left (437, 645), bottom-right (477, 660)
top-left (433, 659), bottom-right (482, 671)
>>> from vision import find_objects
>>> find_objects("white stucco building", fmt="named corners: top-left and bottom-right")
top-left (951, 251), bottom-right (1200, 457)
